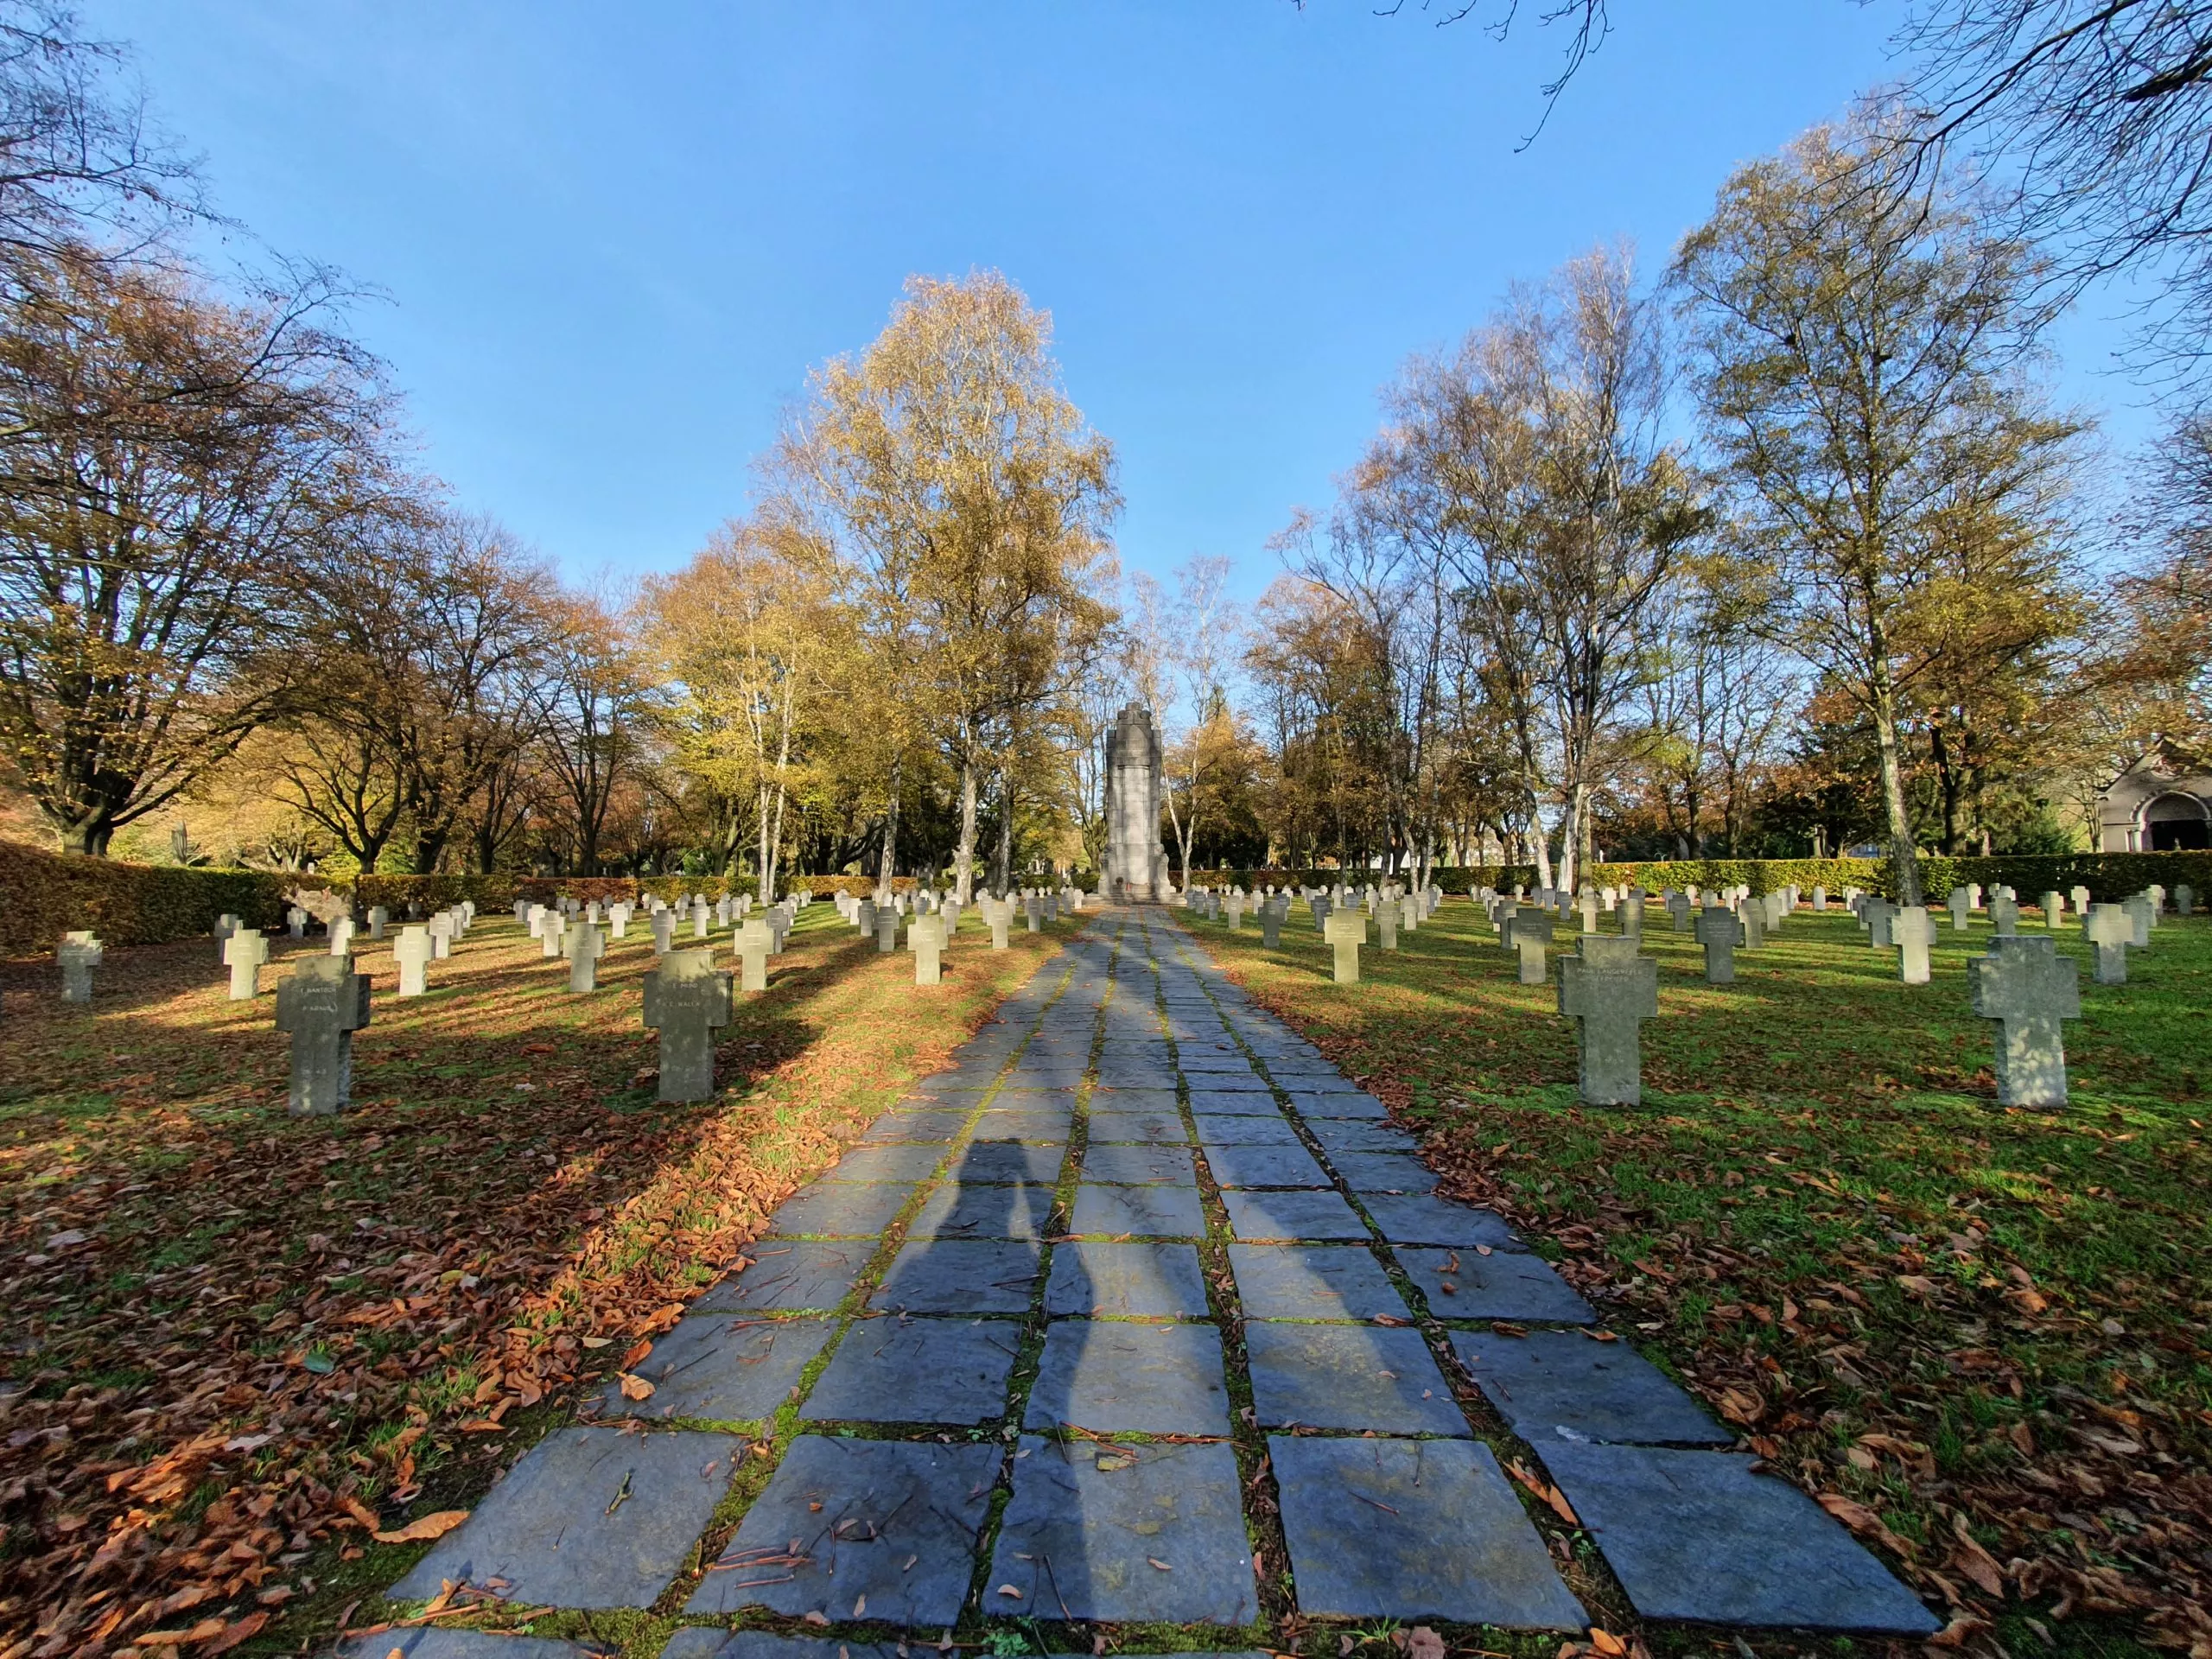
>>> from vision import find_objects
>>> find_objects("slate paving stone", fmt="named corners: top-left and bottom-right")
top-left (1543, 1443), bottom-right (1941, 1631)
top-left (1328, 1152), bottom-right (1435, 1192)
top-left (1244, 1323), bottom-right (1469, 1434)
top-left (1096, 1059), bottom-right (1173, 1088)
top-left (860, 1109), bottom-right (970, 1144)
top-left (1192, 1114), bottom-right (1304, 1147)
top-left (1228, 1243), bottom-right (1411, 1321)
top-left (1046, 1240), bottom-right (1211, 1317)
top-left (913, 1074), bottom-right (998, 1096)
top-left (801, 1317), bottom-right (1020, 1423)
top-left (1087, 1087), bottom-right (1180, 1112)
top-left (1270, 1437), bottom-right (1585, 1626)
top-left (1399, 1248), bottom-right (1595, 1324)
top-left (813, 1144), bottom-right (944, 1184)
top-left (1185, 1089), bottom-right (1282, 1114)
top-left (341, 1635), bottom-right (607, 1659)
top-left (1179, 1052), bottom-right (1255, 1071)
top-left (1182, 1072), bottom-right (1269, 1091)
top-left (596, 1315), bottom-right (835, 1422)
top-left (1023, 1319), bottom-right (1230, 1432)
top-left (870, 1240), bottom-right (1041, 1313)
top-left (987, 1437), bottom-right (1255, 1624)
top-left (1220, 1186), bottom-right (1370, 1243)
top-left (907, 1180), bottom-right (1057, 1242)
top-left (1447, 1329), bottom-right (1729, 1444)
top-left (657, 1636), bottom-right (899, 1659)
top-left (1082, 1143), bottom-right (1197, 1185)
top-left (1069, 1183), bottom-right (1206, 1238)
top-left (950, 1140), bottom-right (1065, 1185)
top-left (1086, 1109), bottom-right (1188, 1144)
top-left (695, 1242), bottom-right (869, 1313)
top-left (1291, 1090), bottom-right (1390, 1119)
top-left (1266, 1062), bottom-right (1346, 1082)
top-left (766, 1182), bottom-right (916, 1238)
top-left (969, 1109), bottom-right (1074, 1143)
top-left (392, 1427), bottom-right (742, 1609)
top-left (1305, 1120), bottom-right (1421, 1154)
top-left (688, 1437), bottom-right (1001, 1623)
top-left (1201, 1141), bottom-right (1332, 1189)
top-left (1008, 1063), bottom-right (1089, 1090)
top-left (1363, 1193), bottom-right (1523, 1250)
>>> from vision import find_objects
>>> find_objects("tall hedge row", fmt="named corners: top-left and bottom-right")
top-left (0, 841), bottom-right (295, 957)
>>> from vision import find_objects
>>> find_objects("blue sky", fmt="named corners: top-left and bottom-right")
top-left (96, 1), bottom-right (2156, 600)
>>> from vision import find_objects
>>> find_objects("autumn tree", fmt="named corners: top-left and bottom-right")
top-left (1674, 109), bottom-right (2083, 904)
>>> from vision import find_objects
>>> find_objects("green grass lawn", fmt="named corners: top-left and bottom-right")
top-left (1185, 897), bottom-right (2212, 1659)
top-left (0, 903), bottom-right (1081, 1654)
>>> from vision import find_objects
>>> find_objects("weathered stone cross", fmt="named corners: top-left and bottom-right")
top-left (643, 949), bottom-right (732, 1103)
top-left (393, 925), bottom-right (434, 996)
top-left (565, 921), bottom-right (607, 993)
top-left (1694, 905), bottom-right (1740, 984)
top-left (1323, 909), bottom-right (1366, 984)
top-left (276, 956), bottom-right (372, 1116)
top-left (1967, 937), bottom-right (2081, 1107)
top-left (58, 931), bottom-right (102, 1003)
top-left (1510, 906), bottom-right (1554, 985)
top-left (2082, 903), bottom-right (2133, 984)
top-left (1557, 937), bottom-right (1660, 1106)
top-left (735, 918), bottom-right (773, 992)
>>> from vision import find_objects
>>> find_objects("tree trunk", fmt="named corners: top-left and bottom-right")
top-left (1930, 724), bottom-right (1963, 855)
top-left (1867, 652), bottom-right (1923, 906)
top-left (59, 811), bottom-right (114, 856)
top-left (954, 759), bottom-right (979, 904)
top-left (992, 769), bottom-right (1013, 895)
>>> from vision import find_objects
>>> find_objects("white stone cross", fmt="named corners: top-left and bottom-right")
top-left (1968, 937), bottom-right (2081, 1107)
top-left (59, 931), bottom-right (103, 1002)
top-left (1510, 906), bottom-right (1554, 985)
top-left (911, 914), bottom-right (946, 985)
top-left (2082, 903), bottom-right (2133, 984)
top-left (565, 921), bottom-right (607, 993)
top-left (734, 918), bottom-right (772, 993)
top-left (427, 912), bottom-right (455, 959)
top-left (393, 926), bottom-right (434, 997)
top-left (224, 929), bottom-right (269, 1000)
top-left (1323, 909), bottom-right (1366, 984)
top-left (1892, 906), bottom-right (1936, 985)
top-left (367, 906), bottom-right (389, 940)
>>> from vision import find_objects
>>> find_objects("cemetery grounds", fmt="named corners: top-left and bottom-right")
top-left (1188, 897), bottom-right (2212, 1659)
top-left (0, 904), bottom-right (1079, 1654)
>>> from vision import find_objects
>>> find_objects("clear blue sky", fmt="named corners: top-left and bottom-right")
top-left (94, 0), bottom-right (2154, 599)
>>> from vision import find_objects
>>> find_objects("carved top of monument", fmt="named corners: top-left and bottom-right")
top-left (1107, 702), bottom-right (1161, 767)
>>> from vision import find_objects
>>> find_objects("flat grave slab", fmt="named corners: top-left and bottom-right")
top-left (1398, 1248), bottom-right (1593, 1323)
top-left (766, 1182), bottom-right (916, 1238)
top-left (1046, 1240), bottom-right (1211, 1317)
top-left (1542, 1443), bottom-right (1940, 1631)
top-left (906, 1181), bottom-right (1057, 1242)
top-left (1270, 1436), bottom-right (1584, 1627)
top-left (987, 1437), bottom-right (1255, 1624)
top-left (1068, 1183), bottom-right (1205, 1237)
top-left (1228, 1243), bottom-right (1410, 1322)
top-left (1201, 1141), bottom-right (1331, 1189)
top-left (801, 1317), bottom-right (1020, 1423)
top-left (696, 1242), bottom-right (870, 1313)
top-left (688, 1436), bottom-right (1001, 1624)
top-left (869, 1239), bottom-right (1040, 1313)
top-left (392, 1426), bottom-right (741, 1609)
top-left (1447, 1329), bottom-right (1728, 1444)
top-left (596, 1314), bottom-right (835, 1423)
top-left (1362, 1194), bottom-right (1522, 1251)
top-left (1022, 1319), bottom-right (1230, 1433)
top-left (1220, 1187), bottom-right (1369, 1243)
top-left (1244, 1323), bottom-right (1468, 1435)
top-left (1082, 1143), bottom-right (1196, 1185)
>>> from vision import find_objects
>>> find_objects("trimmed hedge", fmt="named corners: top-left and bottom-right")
top-left (0, 840), bottom-right (294, 958)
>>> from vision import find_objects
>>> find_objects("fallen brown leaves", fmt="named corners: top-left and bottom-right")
top-left (0, 915), bottom-right (1070, 1651)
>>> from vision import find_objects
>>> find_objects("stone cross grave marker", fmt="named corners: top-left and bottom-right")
top-left (1948, 887), bottom-right (1973, 931)
top-left (650, 908), bottom-right (676, 956)
top-left (1310, 895), bottom-right (1331, 933)
top-left (1376, 898), bottom-right (1399, 950)
top-left (735, 918), bottom-right (772, 993)
top-left (2178, 883), bottom-right (2196, 916)
top-left (986, 899), bottom-right (1011, 950)
top-left (541, 910), bottom-right (566, 960)
top-left (1866, 899), bottom-right (1898, 949)
top-left (2070, 884), bottom-right (2090, 915)
top-left (642, 949), bottom-right (731, 1103)
top-left (1323, 909), bottom-right (1367, 984)
top-left (276, 956), bottom-right (372, 1116)
top-left (691, 900), bottom-right (710, 941)
top-left (513, 899), bottom-right (530, 925)
top-left (912, 913), bottom-right (946, 985)
top-left (1694, 905), bottom-right (1741, 984)
top-left (766, 906), bottom-right (791, 953)
top-left (877, 907), bottom-right (899, 953)
top-left (224, 929), bottom-right (269, 1000)
top-left (565, 921), bottom-right (607, 993)
top-left (2041, 891), bottom-right (2066, 928)
top-left (1813, 885), bottom-right (1827, 912)
top-left (1225, 893), bottom-right (1245, 929)
top-left (1510, 906), bottom-right (1555, 985)
top-left (1966, 883), bottom-right (1983, 910)
top-left (58, 931), bottom-right (102, 1002)
top-left (1558, 936), bottom-right (1660, 1107)
top-left (1990, 893), bottom-right (2021, 937)
top-left (2122, 894), bottom-right (2154, 946)
top-left (213, 912), bottom-right (242, 956)
top-left (2147, 883), bottom-right (2167, 917)
top-left (427, 912), bottom-right (455, 959)
top-left (1665, 891), bottom-right (1693, 933)
top-left (1026, 893), bottom-right (1042, 932)
top-left (1401, 893), bottom-right (1419, 934)
top-left (1741, 899), bottom-right (1766, 950)
top-left (287, 906), bottom-right (307, 940)
top-left (327, 916), bottom-right (355, 957)
top-left (609, 901), bottom-right (632, 940)
top-left (1893, 906), bottom-right (1936, 985)
top-left (527, 904), bottom-right (548, 938)
top-left (367, 906), bottom-right (388, 941)
top-left (393, 925), bottom-right (434, 997)
top-left (1621, 889), bottom-right (1644, 940)
top-left (855, 899), bottom-right (876, 938)
top-left (2082, 903), bottom-right (2133, 984)
top-left (1579, 888), bottom-right (1599, 934)
top-left (1968, 937), bottom-right (2082, 1108)
top-left (1260, 899), bottom-right (1285, 949)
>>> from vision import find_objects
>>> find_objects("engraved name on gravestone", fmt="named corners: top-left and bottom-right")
top-left (1323, 909), bottom-right (1366, 984)
top-left (1694, 905), bottom-right (1740, 984)
top-left (1511, 906), bottom-right (1554, 985)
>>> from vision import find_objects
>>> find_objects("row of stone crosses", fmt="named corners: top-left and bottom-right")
top-left (48, 878), bottom-right (1094, 1121)
top-left (1171, 874), bottom-right (2194, 1114)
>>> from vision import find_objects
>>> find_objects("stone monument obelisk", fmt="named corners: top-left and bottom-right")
top-left (1100, 702), bottom-right (1169, 902)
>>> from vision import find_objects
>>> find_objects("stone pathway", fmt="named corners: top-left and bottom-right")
top-left (372, 910), bottom-right (1936, 1654)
